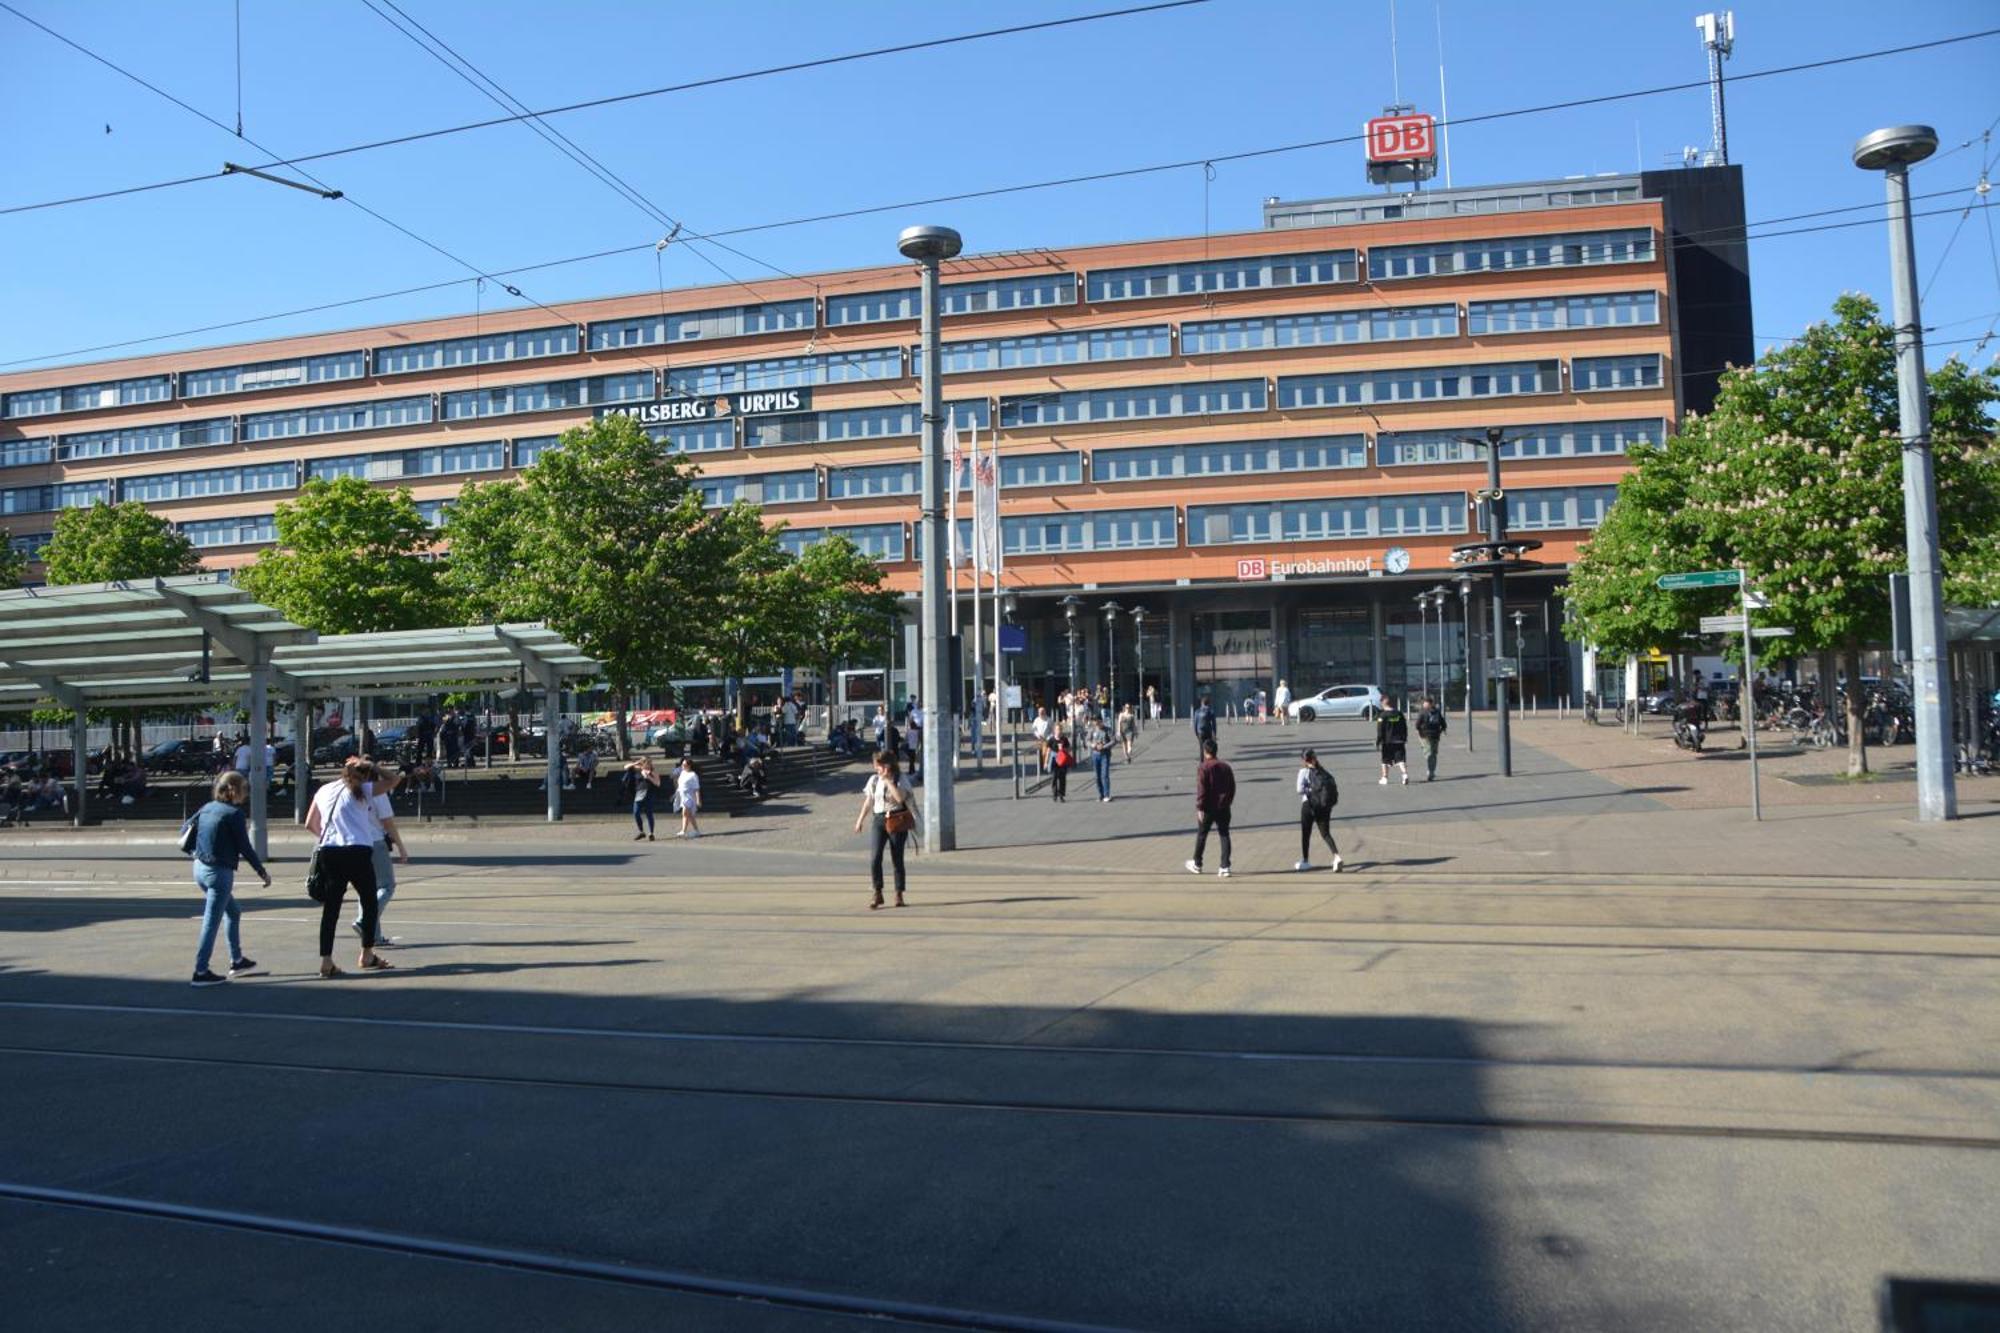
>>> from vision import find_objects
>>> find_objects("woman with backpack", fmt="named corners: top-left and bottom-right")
top-left (853, 749), bottom-right (917, 909)
top-left (1047, 727), bottom-right (1074, 802)
top-left (1295, 748), bottom-right (1343, 873)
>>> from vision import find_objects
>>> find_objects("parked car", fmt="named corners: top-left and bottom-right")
top-left (1288, 685), bottom-right (1384, 722)
top-left (143, 738), bottom-right (213, 774)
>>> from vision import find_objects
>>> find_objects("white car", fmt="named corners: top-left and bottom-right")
top-left (1288, 685), bottom-right (1384, 722)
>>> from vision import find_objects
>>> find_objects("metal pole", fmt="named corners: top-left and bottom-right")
top-left (1741, 570), bottom-right (1761, 822)
top-left (1460, 582), bottom-right (1473, 752)
top-left (1487, 442), bottom-right (1512, 777)
top-left (247, 662), bottom-right (270, 857)
top-left (544, 683), bottom-right (563, 821)
top-left (1861, 135), bottom-right (1957, 821)
top-left (900, 224), bottom-right (962, 851)
top-left (292, 696), bottom-right (311, 826)
top-left (70, 710), bottom-right (88, 829)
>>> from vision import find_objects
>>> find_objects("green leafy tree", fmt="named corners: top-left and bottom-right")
top-left (785, 533), bottom-right (903, 719)
top-left (0, 530), bottom-right (25, 588)
top-left (40, 501), bottom-right (200, 584)
top-left (1569, 295), bottom-right (2000, 773)
top-left (439, 478), bottom-right (536, 624)
top-left (236, 476), bottom-right (450, 632)
top-left (705, 506), bottom-right (805, 729)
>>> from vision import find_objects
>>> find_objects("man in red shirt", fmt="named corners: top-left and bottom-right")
top-left (1185, 739), bottom-right (1236, 879)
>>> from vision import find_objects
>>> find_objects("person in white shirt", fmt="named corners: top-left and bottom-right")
top-left (852, 749), bottom-right (917, 910)
top-left (1273, 680), bottom-right (1293, 727)
top-left (672, 755), bottom-right (702, 838)
top-left (1294, 748), bottom-right (1343, 873)
top-left (353, 780), bottom-right (409, 948)
top-left (303, 758), bottom-right (401, 977)
top-left (231, 740), bottom-right (252, 775)
top-left (1030, 707), bottom-right (1052, 773)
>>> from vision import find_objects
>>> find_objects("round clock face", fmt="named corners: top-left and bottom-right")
top-left (1384, 546), bottom-right (1412, 575)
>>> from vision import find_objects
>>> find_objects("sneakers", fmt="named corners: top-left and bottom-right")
top-left (227, 957), bottom-right (260, 976)
top-left (1185, 859), bottom-right (1201, 875)
top-left (1401, 773), bottom-right (1409, 786)
top-left (1331, 855), bottom-right (1344, 873)
top-left (1377, 776), bottom-right (1388, 785)
top-left (190, 970), bottom-right (226, 988)
top-left (1218, 867), bottom-right (1232, 878)
top-left (1294, 860), bottom-right (1311, 872)
top-left (1100, 796), bottom-right (1111, 803)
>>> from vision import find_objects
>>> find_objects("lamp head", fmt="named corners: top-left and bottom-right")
top-left (1852, 125), bottom-right (1938, 171)
top-left (897, 224), bottom-right (964, 262)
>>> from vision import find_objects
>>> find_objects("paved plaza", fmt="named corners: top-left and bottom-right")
top-left (3, 716), bottom-right (1998, 1330)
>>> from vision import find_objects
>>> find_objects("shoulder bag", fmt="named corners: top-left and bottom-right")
top-left (882, 781), bottom-right (916, 836)
top-left (305, 788), bottom-right (343, 903)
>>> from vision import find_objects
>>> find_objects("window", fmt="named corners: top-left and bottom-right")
top-left (412, 441), bottom-right (506, 476)
top-left (1088, 251), bottom-right (1357, 301)
top-left (512, 434), bottom-right (560, 467)
top-left (696, 475), bottom-right (743, 508)
top-left (181, 514), bottom-right (278, 548)
top-left (119, 461), bottom-right (296, 503)
top-left (826, 274), bottom-right (1078, 327)
top-left (746, 399), bottom-right (986, 449)
top-left (374, 325), bottom-right (576, 375)
top-left (304, 454), bottom-right (372, 482)
top-left (1573, 353), bottom-right (1663, 391)
top-left (1182, 305), bottom-right (1457, 354)
top-left (413, 499), bottom-right (450, 527)
top-left (1277, 361), bottom-right (1558, 409)
top-left (0, 484), bottom-right (51, 515)
top-left (758, 470), bottom-right (818, 504)
top-left (7, 530), bottom-right (52, 558)
top-left (243, 395), bottom-right (433, 441)
top-left (1468, 291), bottom-right (1658, 335)
top-left (828, 460), bottom-right (919, 498)
top-left (0, 437), bottom-right (53, 469)
top-left (5, 374), bottom-right (173, 418)
top-left (441, 372), bottom-right (652, 420)
top-left (668, 345), bottom-right (903, 394)
top-left (646, 419), bottom-right (735, 454)
top-left (1508, 485), bottom-right (1619, 531)
top-left (778, 522), bottom-right (906, 562)
top-left (183, 351), bottom-right (366, 397)
top-left (1378, 418), bottom-right (1663, 465)
top-left (1188, 492), bottom-right (1465, 544)
top-left (586, 299), bottom-right (814, 349)
top-left (929, 325), bottom-right (1170, 375)
top-left (1093, 435), bottom-right (1366, 481)
top-left (1369, 227), bottom-right (1655, 281)
top-left (1001, 506), bottom-right (1177, 555)
top-left (58, 417), bottom-right (233, 461)
top-left (1001, 453), bottom-right (1083, 488)
top-left (999, 378), bottom-right (1265, 428)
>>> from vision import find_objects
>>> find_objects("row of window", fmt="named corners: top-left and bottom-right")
top-left (928, 325), bottom-right (1171, 375)
top-left (442, 372), bottom-right (653, 421)
top-left (3, 227), bottom-right (1664, 422)
top-left (306, 441), bottom-right (507, 483)
top-left (667, 346), bottom-right (903, 395)
top-left (1274, 353), bottom-right (1661, 409)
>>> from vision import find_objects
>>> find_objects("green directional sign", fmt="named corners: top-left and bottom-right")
top-left (1656, 569), bottom-right (1742, 590)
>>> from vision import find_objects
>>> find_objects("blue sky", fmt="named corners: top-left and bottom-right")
top-left (2, 0), bottom-right (1995, 372)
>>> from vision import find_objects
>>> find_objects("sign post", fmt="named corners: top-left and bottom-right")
top-left (1657, 568), bottom-right (1758, 821)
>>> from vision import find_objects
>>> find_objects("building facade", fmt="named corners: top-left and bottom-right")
top-left (0, 166), bottom-right (1749, 717)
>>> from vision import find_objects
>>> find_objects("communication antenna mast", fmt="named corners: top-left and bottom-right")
top-left (1694, 11), bottom-right (1734, 166)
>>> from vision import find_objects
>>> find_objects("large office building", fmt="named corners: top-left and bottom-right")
top-left (0, 164), bottom-right (1749, 715)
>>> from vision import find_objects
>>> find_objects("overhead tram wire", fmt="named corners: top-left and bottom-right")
top-left (0, 0), bottom-right (1218, 217)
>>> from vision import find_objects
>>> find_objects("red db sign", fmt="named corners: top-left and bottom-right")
top-left (1366, 113), bottom-right (1435, 163)
top-left (1236, 558), bottom-right (1267, 581)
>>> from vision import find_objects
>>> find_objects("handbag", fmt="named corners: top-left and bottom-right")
top-left (875, 776), bottom-right (915, 835)
top-left (304, 789), bottom-right (343, 903)
top-left (177, 811), bottom-right (200, 857)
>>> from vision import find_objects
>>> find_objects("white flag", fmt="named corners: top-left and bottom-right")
top-left (972, 423), bottom-right (1000, 574)
top-left (945, 415), bottom-right (963, 570)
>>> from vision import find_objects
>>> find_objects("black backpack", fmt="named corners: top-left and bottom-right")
top-left (1307, 765), bottom-right (1338, 812)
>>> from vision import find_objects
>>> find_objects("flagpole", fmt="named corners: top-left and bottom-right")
top-left (971, 427), bottom-right (984, 770)
top-left (989, 424), bottom-right (1005, 762)
top-left (946, 416), bottom-right (960, 720)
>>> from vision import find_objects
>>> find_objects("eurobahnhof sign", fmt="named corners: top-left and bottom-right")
top-left (597, 386), bottom-right (812, 424)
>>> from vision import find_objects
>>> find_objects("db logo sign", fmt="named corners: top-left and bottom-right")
top-left (1235, 558), bottom-right (1267, 581)
top-left (1366, 113), bottom-right (1435, 163)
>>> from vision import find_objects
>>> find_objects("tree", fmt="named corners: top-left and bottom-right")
top-left (785, 533), bottom-right (903, 720)
top-left (1568, 294), bottom-right (2000, 773)
top-left (501, 414), bottom-right (738, 753)
top-left (0, 531), bottom-right (25, 588)
top-left (705, 506), bottom-right (805, 729)
top-left (40, 501), bottom-right (200, 584)
top-left (439, 478), bottom-right (536, 624)
top-left (236, 476), bottom-right (451, 633)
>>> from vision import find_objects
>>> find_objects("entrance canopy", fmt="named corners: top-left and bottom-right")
top-left (0, 575), bottom-right (601, 845)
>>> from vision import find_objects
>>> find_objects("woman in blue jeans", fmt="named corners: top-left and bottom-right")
top-left (188, 771), bottom-right (271, 987)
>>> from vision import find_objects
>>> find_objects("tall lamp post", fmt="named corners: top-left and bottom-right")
top-left (1511, 609), bottom-right (1528, 711)
top-left (1130, 605), bottom-right (1148, 728)
top-left (1451, 427), bottom-right (1543, 777)
top-left (1101, 601), bottom-right (1123, 717)
top-left (898, 222), bottom-right (962, 851)
top-left (1855, 124), bottom-right (1956, 822)
top-left (1413, 591), bottom-right (1430, 704)
top-left (1060, 595), bottom-right (1082, 703)
top-left (1429, 585), bottom-right (1449, 707)
top-left (1457, 575), bottom-right (1474, 751)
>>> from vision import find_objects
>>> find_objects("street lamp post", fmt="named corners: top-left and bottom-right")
top-left (1429, 585), bottom-right (1449, 708)
top-left (1855, 124), bottom-right (1957, 822)
top-left (1130, 605), bottom-right (1148, 728)
top-left (1060, 595), bottom-right (1082, 704)
top-left (1457, 575), bottom-right (1473, 751)
top-left (898, 223), bottom-right (963, 852)
top-left (1003, 593), bottom-right (1022, 799)
top-left (1101, 601), bottom-right (1123, 717)
top-left (1413, 591), bottom-right (1430, 704)
top-left (1511, 609), bottom-right (1528, 712)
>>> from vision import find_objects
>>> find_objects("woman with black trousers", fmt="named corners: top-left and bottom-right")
top-left (1048, 729), bottom-right (1073, 802)
top-left (304, 758), bottom-right (399, 978)
top-left (853, 750), bottom-right (918, 910)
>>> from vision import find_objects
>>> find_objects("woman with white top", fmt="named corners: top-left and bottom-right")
top-left (672, 755), bottom-right (702, 838)
top-left (304, 758), bottom-right (399, 977)
top-left (852, 749), bottom-right (917, 910)
top-left (1294, 748), bottom-right (1343, 874)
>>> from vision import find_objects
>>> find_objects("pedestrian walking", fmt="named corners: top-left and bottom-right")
top-left (673, 755), bottom-right (702, 837)
top-left (1048, 729), bottom-right (1073, 802)
top-left (1031, 706), bottom-right (1052, 773)
top-left (1294, 748), bottom-right (1343, 872)
top-left (623, 756), bottom-right (661, 840)
top-left (1255, 687), bottom-right (1270, 725)
top-left (1376, 697), bottom-right (1411, 786)
top-left (1085, 713), bottom-right (1114, 802)
top-left (905, 700), bottom-right (923, 778)
top-left (1192, 694), bottom-right (1217, 760)
top-left (1115, 702), bottom-right (1137, 762)
top-left (303, 759), bottom-right (397, 978)
top-left (185, 771), bottom-right (270, 987)
top-left (353, 777), bottom-right (409, 947)
top-left (1273, 679), bottom-right (1293, 727)
top-left (853, 749), bottom-right (918, 910)
top-left (1185, 740), bottom-right (1235, 878)
top-left (1413, 695), bottom-right (1448, 782)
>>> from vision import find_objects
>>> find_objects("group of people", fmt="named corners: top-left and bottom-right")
top-left (621, 755), bottom-right (704, 841)
top-left (1030, 698), bottom-right (1139, 803)
top-left (3, 768), bottom-right (69, 823)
